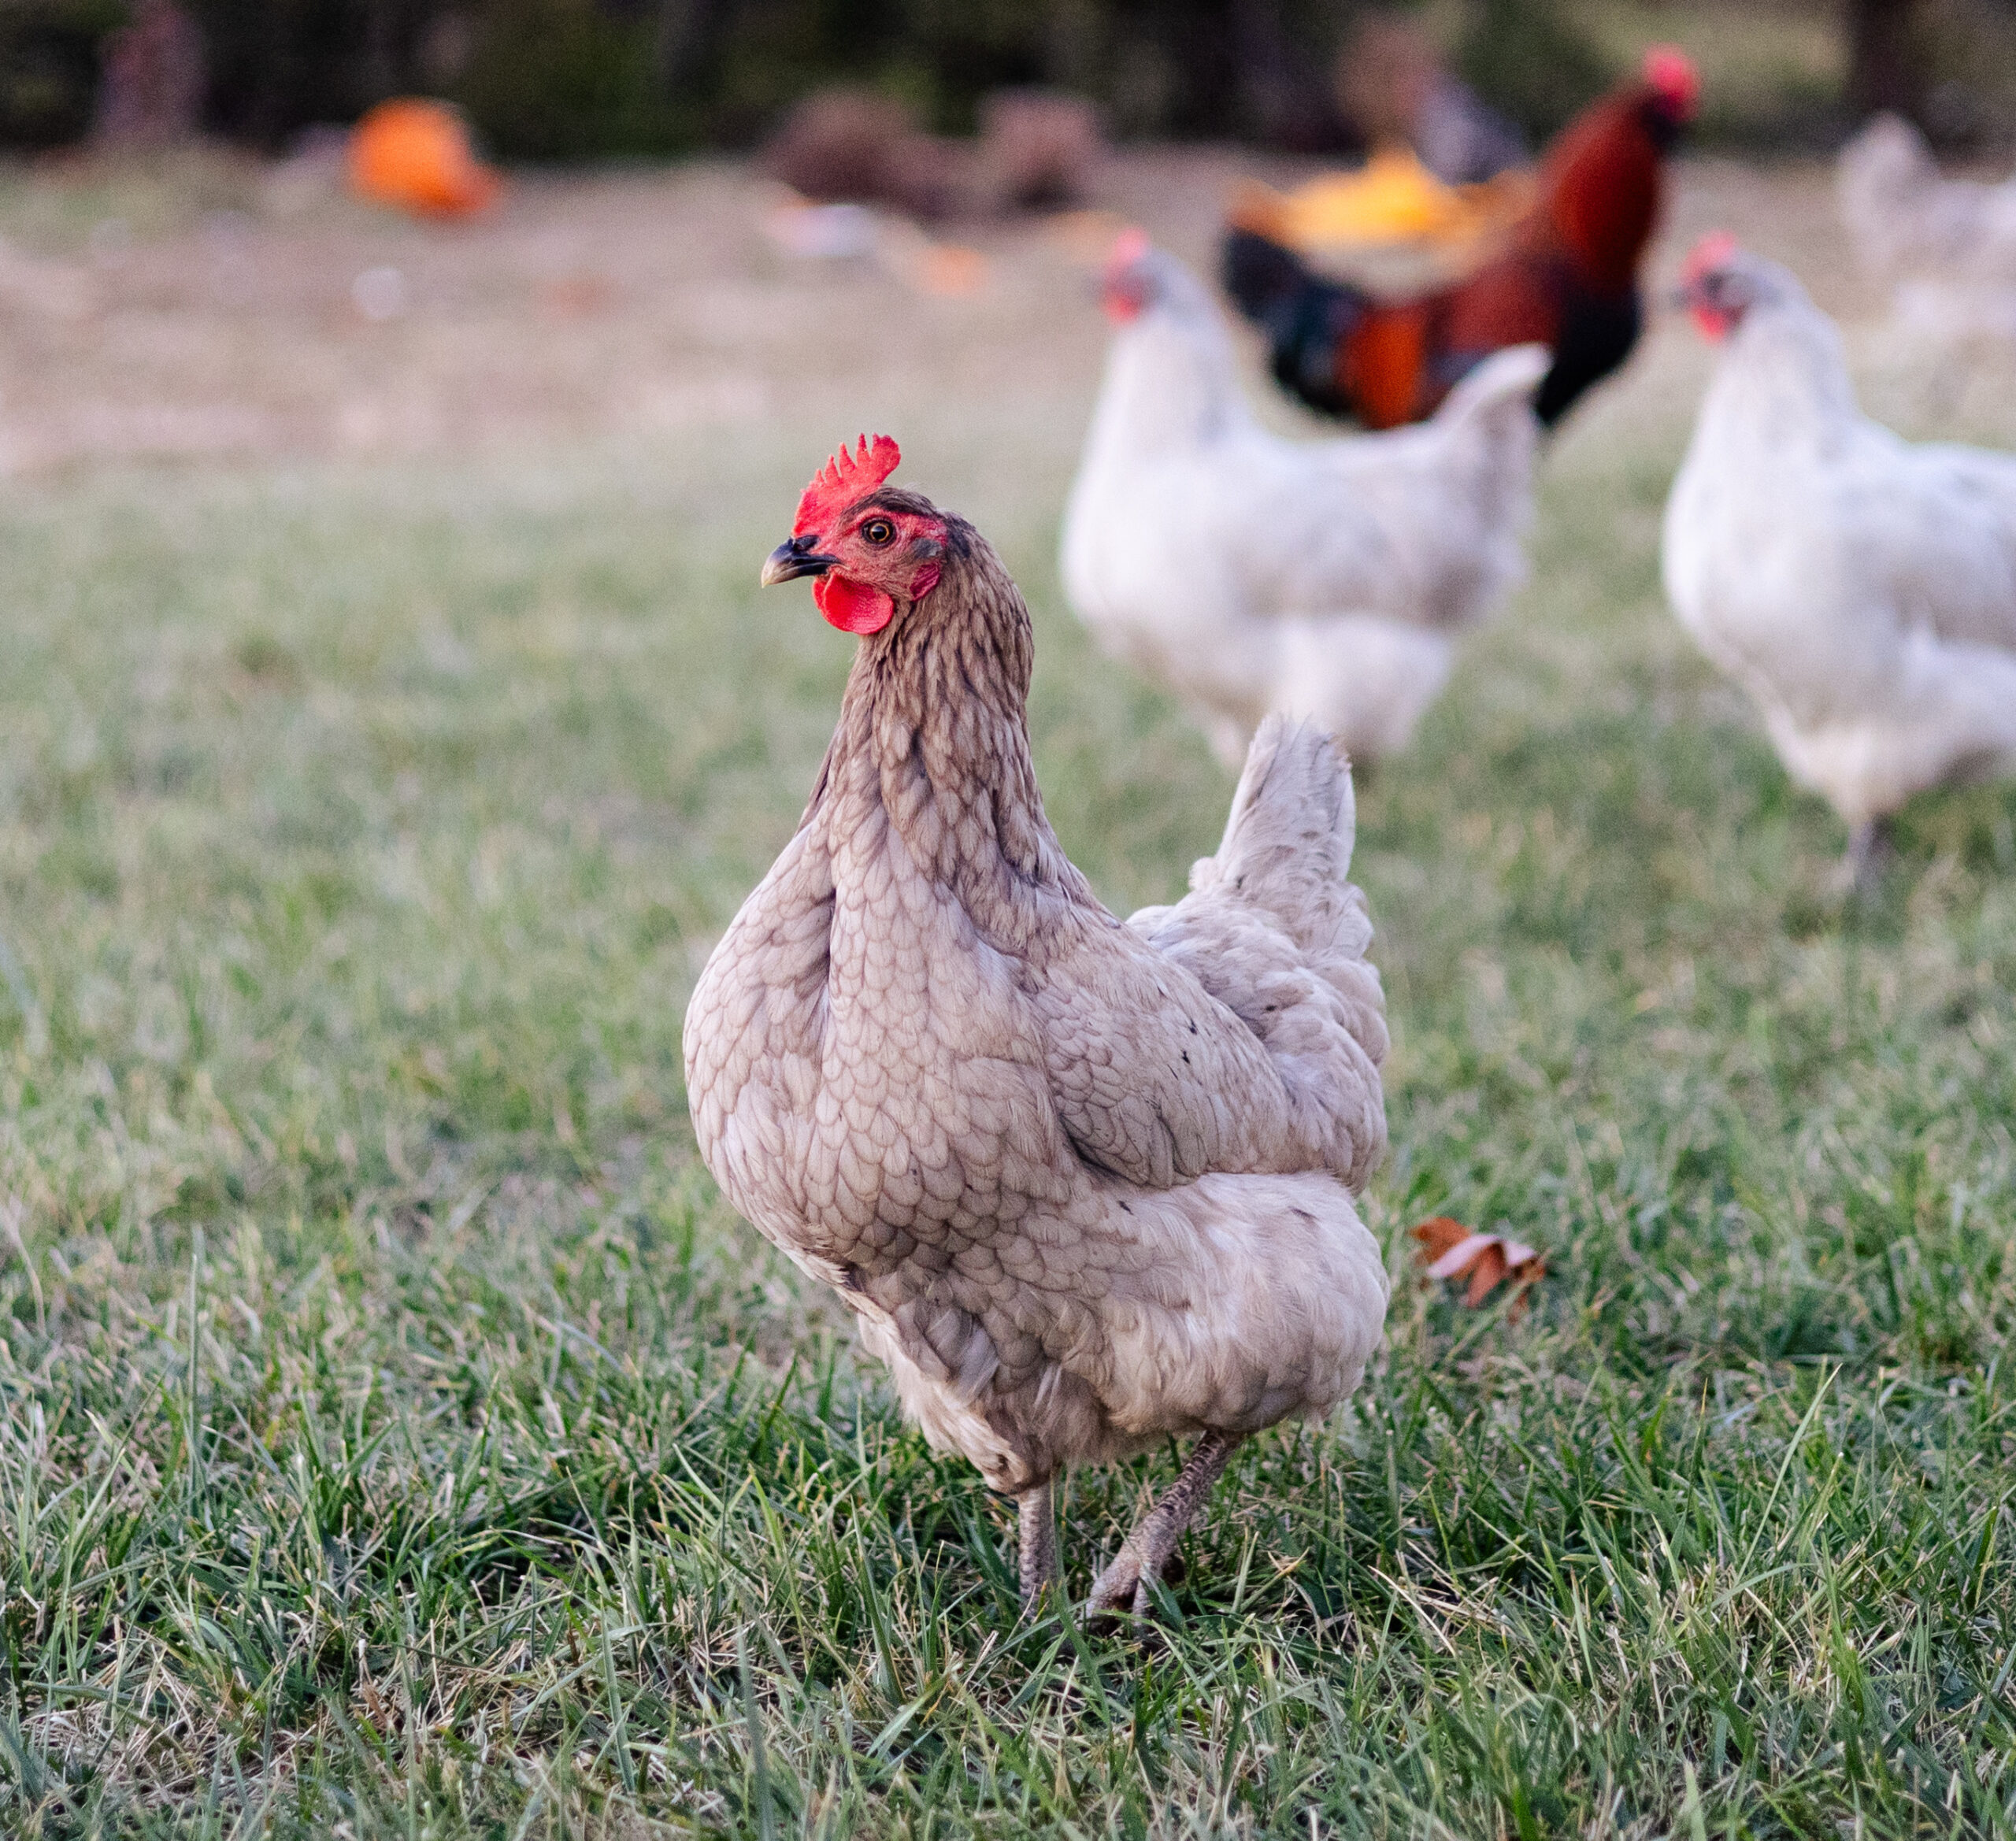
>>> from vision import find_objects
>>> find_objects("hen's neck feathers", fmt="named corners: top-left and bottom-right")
top-left (1533, 91), bottom-right (1665, 294)
top-left (1707, 295), bottom-right (1861, 448)
top-left (810, 515), bottom-right (1093, 940)
top-left (1084, 291), bottom-right (1253, 469)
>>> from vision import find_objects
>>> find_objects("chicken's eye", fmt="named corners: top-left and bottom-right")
top-left (860, 517), bottom-right (896, 547)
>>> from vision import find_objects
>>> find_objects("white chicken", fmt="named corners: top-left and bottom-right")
top-left (1836, 114), bottom-right (2016, 345)
top-left (1061, 234), bottom-right (1547, 770)
top-left (1837, 113), bottom-right (2016, 295)
top-left (1663, 235), bottom-right (2016, 883)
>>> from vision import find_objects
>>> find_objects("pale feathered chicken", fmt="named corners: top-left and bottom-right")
top-left (1664, 237), bottom-right (2016, 883)
top-left (1838, 113), bottom-right (2016, 295)
top-left (1061, 235), bottom-right (1547, 769)
top-left (684, 435), bottom-right (1390, 1615)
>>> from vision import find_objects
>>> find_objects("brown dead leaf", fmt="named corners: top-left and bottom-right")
top-left (1411, 1217), bottom-right (1545, 1311)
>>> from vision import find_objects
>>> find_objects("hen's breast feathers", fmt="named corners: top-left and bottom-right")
top-left (687, 687), bottom-right (1386, 1242)
top-left (681, 819), bottom-right (837, 1233)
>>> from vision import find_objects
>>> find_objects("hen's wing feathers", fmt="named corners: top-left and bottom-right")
top-left (1041, 718), bottom-right (1388, 1195)
top-left (1861, 445), bottom-right (2016, 651)
top-left (1033, 926), bottom-right (1288, 1190)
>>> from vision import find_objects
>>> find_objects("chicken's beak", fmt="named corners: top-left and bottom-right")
top-left (762, 535), bottom-right (836, 587)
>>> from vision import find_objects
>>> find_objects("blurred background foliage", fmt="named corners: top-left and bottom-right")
top-left (0, 0), bottom-right (125, 146)
top-left (0, 0), bottom-right (2014, 162)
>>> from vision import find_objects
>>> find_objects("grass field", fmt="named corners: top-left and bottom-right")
top-left (3, 150), bottom-right (2016, 1839)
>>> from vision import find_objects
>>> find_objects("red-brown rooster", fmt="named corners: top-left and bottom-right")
top-left (1225, 46), bottom-right (1698, 429)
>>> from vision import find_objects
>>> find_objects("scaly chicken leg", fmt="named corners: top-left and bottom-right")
top-left (1087, 1431), bottom-right (1247, 1617)
top-left (1017, 1481), bottom-right (1058, 1606)
top-left (1844, 816), bottom-right (1895, 899)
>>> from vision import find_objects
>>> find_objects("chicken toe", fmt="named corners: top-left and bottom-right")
top-left (1087, 1431), bottom-right (1244, 1620)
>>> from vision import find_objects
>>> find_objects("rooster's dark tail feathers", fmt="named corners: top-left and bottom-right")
top-left (1221, 229), bottom-right (1367, 420)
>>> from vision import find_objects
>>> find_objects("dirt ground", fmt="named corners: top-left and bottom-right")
top-left (0, 143), bottom-right (1944, 481)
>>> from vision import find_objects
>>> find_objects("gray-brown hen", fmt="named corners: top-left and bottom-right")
top-left (684, 435), bottom-right (1390, 1616)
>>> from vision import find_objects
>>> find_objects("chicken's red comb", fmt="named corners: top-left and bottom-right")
top-left (1682, 230), bottom-right (1739, 285)
top-left (1643, 44), bottom-right (1699, 118)
top-left (795, 434), bottom-right (902, 536)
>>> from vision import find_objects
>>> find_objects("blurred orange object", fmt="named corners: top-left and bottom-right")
top-left (1229, 150), bottom-right (1532, 292)
top-left (348, 100), bottom-right (500, 220)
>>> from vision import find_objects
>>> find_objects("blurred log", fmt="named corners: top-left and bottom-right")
top-left (978, 90), bottom-right (1102, 211)
top-left (761, 88), bottom-right (973, 220)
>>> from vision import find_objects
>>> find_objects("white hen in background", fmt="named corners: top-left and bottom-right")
top-left (1663, 235), bottom-right (2016, 884)
top-left (1837, 113), bottom-right (2016, 294)
top-left (1836, 115), bottom-right (2016, 346)
top-left (1061, 235), bottom-right (1545, 769)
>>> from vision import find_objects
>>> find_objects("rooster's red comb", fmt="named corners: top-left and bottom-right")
top-left (1642, 44), bottom-right (1699, 119)
top-left (1682, 230), bottom-right (1739, 285)
top-left (795, 434), bottom-right (902, 536)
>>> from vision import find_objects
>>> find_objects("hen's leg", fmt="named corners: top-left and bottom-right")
top-left (1844, 815), bottom-right (1896, 898)
top-left (1088, 1431), bottom-right (1245, 1619)
top-left (1017, 1480), bottom-right (1058, 1608)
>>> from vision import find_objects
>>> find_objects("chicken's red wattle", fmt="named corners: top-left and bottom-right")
top-left (814, 572), bottom-right (895, 635)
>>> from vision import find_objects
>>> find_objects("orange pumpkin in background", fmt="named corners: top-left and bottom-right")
top-left (348, 100), bottom-right (501, 219)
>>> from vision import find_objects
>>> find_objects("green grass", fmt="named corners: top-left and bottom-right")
top-left (2, 406), bottom-right (2015, 1840)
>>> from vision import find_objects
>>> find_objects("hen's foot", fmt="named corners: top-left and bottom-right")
top-left (1017, 1480), bottom-right (1058, 1610)
top-left (1087, 1431), bottom-right (1244, 1621)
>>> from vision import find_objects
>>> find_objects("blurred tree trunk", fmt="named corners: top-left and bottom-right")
top-left (1845, 0), bottom-right (1922, 118)
top-left (1230, 0), bottom-right (1293, 139)
top-left (364, 0), bottom-right (397, 100)
top-left (654, 0), bottom-right (719, 93)
top-left (94, 0), bottom-right (206, 147)
top-left (1228, 0), bottom-right (1348, 148)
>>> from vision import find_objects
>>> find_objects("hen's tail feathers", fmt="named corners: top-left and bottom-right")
top-left (1191, 715), bottom-right (1369, 961)
top-left (1432, 343), bottom-right (1550, 426)
top-left (1426, 342), bottom-right (1547, 547)
top-left (1137, 714), bottom-right (1388, 1184)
